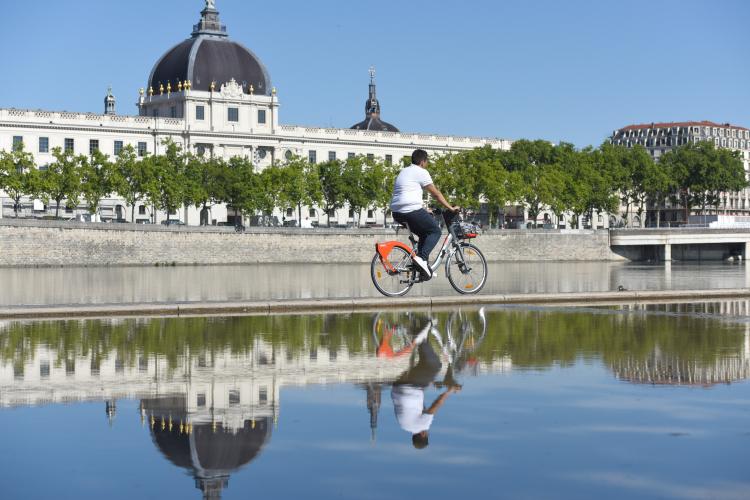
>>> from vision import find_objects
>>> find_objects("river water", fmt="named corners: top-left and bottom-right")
top-left (0, 262), bottom-right (748, 306)
top-left (0, 304), bottom-right (748, 499)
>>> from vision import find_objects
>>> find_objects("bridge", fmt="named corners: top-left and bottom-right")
top-left (609, 228), bottom-right (750, 261)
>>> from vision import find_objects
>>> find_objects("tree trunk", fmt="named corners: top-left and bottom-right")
top-left (55, 200), bottom-right (61, 218)
top-left (298, 202), bottom-right (302, 228)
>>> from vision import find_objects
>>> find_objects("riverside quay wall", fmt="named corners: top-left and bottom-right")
top-left (0, 220), bottom-right (624, 267)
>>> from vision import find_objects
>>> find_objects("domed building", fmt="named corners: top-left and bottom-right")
top-left (144, 396), bottom-right (272, 500)
top-left (148, 3), bottom-right (271, 98)
top-left (0, 0), bottom-right (510, 227)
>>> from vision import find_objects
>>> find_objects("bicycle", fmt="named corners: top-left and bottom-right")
top-left (370, 308), bottom-right (488, 378)
top-left (371, 209), bottom-right (488, 297)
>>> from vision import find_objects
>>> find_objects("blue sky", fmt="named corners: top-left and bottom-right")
top-left (1, 0), bottom-right (748, 147)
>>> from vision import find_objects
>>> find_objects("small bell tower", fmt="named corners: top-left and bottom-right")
top-left (104, 86), bottom-right (116, 115)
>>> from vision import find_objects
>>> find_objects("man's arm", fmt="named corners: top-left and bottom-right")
top-left (424, 386), bottom-right (460, 415)
top-left (424, 184), bottom-right (458, 212)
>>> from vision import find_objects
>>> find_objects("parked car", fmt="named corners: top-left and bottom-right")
top-left (161, 219), bottom-right (184, 226)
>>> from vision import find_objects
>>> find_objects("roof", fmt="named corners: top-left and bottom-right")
top-left (148, 2), bottom-right (271, 96)
top-left (351, 116), bottom-right (400, 133)
top-left (619, 120), bottom-right (749, 132)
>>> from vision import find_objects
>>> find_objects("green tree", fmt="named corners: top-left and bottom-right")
top-left (150, 141), bottom-right (186, 222)
top-left (184, 154), bottom-right (222, 225)
top-left (363, 158), bottom-right (397, 227)
top-left (256, 163), bottom-right (284, 219)
top-left (215, 156), bottom-right (255, 227)
top-left (113, 145), bottom-right (153, 223)
top-left (341, 156), bottom-right (370, 226)
top-left (318, 160), bottom-right (346, 226)
top-left (504, 140), bottom-right (564, 227)
top-left (43, 147), bottom-right (83, 218)
top-left (0, 146), bottom-right (37, 217)
top-left (278, 156), bottom-right (321, 227)
top-left (664, 141), bottom-right (748, 220)
top-left (80, 150), bottom-right (116, 221)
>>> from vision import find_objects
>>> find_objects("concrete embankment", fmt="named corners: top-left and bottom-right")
top-left (0, 219), bottom-right (622, 266)
top-left (0, 289), bottom-right (748, 320)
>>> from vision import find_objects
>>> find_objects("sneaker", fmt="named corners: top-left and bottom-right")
top-left (412, 256), bottom-right (432, 279)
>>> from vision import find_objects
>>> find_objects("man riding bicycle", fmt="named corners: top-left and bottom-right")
top-left (390, 149), bottom-right (458, 280)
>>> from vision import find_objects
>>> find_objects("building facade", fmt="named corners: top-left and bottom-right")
top-left (611, 121), bottom-right (750, 226)
top-left (0, 1), bottom-right (511, 226)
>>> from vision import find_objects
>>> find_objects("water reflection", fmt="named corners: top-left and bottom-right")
top-left (0, 305), bottom-right (749, 497)
top-left (0, 261), bottom-right (748, 306)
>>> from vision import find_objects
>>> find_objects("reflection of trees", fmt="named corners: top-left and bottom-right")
top-left (1, 306), bottom-right (747, 385)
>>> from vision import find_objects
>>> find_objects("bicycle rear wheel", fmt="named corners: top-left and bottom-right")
top-left (371, 247), bottom-right (414, 297)
top-left (446, 243), bottom-right (487, 294)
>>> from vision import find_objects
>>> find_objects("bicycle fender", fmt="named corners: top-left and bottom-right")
top-left (375, 241), bottom-right (415, 272)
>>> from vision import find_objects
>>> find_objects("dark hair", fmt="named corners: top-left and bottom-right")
top-left (412, 432), bottom-right (429, 449)
top-left (411, 149), bottom-right (429, 166)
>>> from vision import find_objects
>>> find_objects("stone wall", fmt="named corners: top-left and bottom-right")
top-left (0, 220), bottom-right (624, 267)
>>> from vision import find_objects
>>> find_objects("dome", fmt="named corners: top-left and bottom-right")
top-left (144, 396), bottom-right (273, 499)
top-left (148, 3), bottom-right (271, 96)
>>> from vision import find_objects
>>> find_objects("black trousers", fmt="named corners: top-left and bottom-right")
top-left (393, 209), bottom-right (442, 262)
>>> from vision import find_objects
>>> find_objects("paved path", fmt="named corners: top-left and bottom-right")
top-left (0, 289), bottom-right (748, 320)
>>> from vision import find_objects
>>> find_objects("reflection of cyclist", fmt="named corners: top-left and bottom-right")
top-left (391, 319), bottom-right (460, 449)
top-left (390, 149), bottom-right (458, 280)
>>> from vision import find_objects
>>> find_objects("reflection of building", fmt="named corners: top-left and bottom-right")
top-left (0, 339), bottom-right (416, 498)
top-left (0, 1), bottom-right (509, 226)
top-left (144, 397), bottom-right (272, 500)
top-left (610, 121), bottom-right (750, 227)
top-left (610, 323), bottom-right (750, 386)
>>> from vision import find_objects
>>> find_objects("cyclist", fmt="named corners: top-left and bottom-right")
top-left (390, 317), bottom-right (461, 449)
top-left (390, 149), bottom-right (458, 280)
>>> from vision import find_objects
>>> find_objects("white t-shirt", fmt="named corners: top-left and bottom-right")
top-left (391, 385), bottom-right (434, 434)
top-left (390, 165), bottom-right (434, 214)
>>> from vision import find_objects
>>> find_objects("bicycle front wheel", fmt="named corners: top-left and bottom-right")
top-left (371, 247), bottom-right (414, 297)
top-left (446, 243), bottom-right (487, 294)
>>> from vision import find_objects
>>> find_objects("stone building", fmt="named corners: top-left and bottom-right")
top-left (0, 1), bottom-right (510, 226)
top-left (610, 121), bottom-right (750, 226)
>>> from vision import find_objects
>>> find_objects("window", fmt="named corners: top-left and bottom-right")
top-left (349, 209), bottom-right (355, 219)
top-left (152, 109), bottom-right (159, 118)
top-left (64, 138), bottom-right (74, 153)
top-left (39, 137), bottom-right (49, 153)
top-left (328, 151), bottom-right (336, 161)
top-left (258, 109), bottom-right (266, 124)
top-left (12, 136), bottom-right (23, 151)
top-left (348, 152), bottom-right (355, 159)
top-left (228, 107), bottom-right (239, 122)
top-left (196, 105), bottom-right (205, 120)
top-left (138, 206), bottom-right (146, 215)
top-left (309, 208), bottom-right (317, 217)
top-left (367, 153), bottom-right (374, 161)
top-left (170, 106), bottom-right (177, 118)
top-left (385, 154), bottom-right (393, 165)
top-left (229, 390), bottom-right (240, 406)
top-left (286, 208), bottom-right (294, 217)
top-left (114, 140), bottom-right (123, 156)
top-left (138, 142), bottom-right (147, 157)
top-left (308, 150), bottom-right (317, 164)
top-left (259, 387), bottom-right (268, 405)
top-left (40, 360), bottom-right (50, 379)
top-left (89, 139), bottom-right (99, 155)
top-left (197, 394), bottom-right (206, 408)
top-left (367, 209), bottom-right (374, 219)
